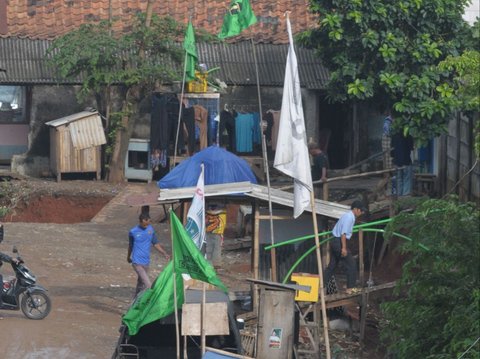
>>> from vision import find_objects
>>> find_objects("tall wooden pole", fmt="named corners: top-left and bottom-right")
top-left (310, 192), bottom-right (331, 359)
top-left (170, 211), bottom-right (181, 359)
top-left (251, 38), bottom-right (277, 282)
top-left (172, 48), bottom-right (189, 170)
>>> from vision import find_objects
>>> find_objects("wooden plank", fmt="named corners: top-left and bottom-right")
top-left (325, 281), bottom-right (396, 303)
top-left (205, 346), bottom-right (255, 359)
top-left (159, 181), bottom-right (253, 200)
top-left (181, 302), bottom-right (229, 336)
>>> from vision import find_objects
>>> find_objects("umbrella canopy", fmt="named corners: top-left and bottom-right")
top-left (158, 146), bottom-right (258, 189)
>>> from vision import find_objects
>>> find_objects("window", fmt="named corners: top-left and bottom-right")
top-left (0, 86), bottom-right (27, 123)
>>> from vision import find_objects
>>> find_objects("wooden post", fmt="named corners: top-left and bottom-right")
top-left (322, 182), bottom-right (329, 201)
top-left (201, 282), bottom-right (206, 356)
top-left (310, 191), bottom-right (331, 359)
top-left (253, 204), bottom-right (260, 312)
top-left (359, 230), bottom-right (364, 287)
top-left (358, 229), bottom-right (368, 347)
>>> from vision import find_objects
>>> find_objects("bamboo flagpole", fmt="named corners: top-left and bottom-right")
top-left (273, 12), bottom-right (331, 358)
top-left (173, 20), bottom-right (198, 169)
top-left (218, 1), bottom-right (279, 280)
top-left (250, 38), bottom-right (277, 282)
top-left (310, 191), bottom-right (331, 358)
top-left (170, 210), bottom-right (181, 359)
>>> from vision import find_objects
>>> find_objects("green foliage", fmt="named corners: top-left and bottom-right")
top-left (48, 14), bottom-right (183, 99)
top-left (381, 197), bottom-right (480, 358)
top-left (48, 13), bottom-right (185, 179)
top-left (0, 180), bottom-right (18, 217)
top-left (302, 0), bottom-right (477, 145)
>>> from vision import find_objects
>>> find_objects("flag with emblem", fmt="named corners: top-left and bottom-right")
top-left (218, 0), bottom-right (257, 39)
top-left (185, 164), bottom-right (205, 248)
top-left (183, 21), bottom-right (198, 82)
top-left (273, 16), bottom-right (313, 218)
top-left (122, 211), bottom-right (226, 336)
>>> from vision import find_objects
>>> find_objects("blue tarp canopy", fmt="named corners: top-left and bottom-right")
top-left (158, 146), bottom-right (257, 189)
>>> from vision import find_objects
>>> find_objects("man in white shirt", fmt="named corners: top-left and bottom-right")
top-left (324, 200), bottom-right (366, 294)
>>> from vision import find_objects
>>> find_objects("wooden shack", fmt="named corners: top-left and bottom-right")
top-left (46, 111), bottom-right (106, 181)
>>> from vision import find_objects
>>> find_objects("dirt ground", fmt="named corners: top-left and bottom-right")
top-left (0, 177), bottom-right (253, 358)
top-left (0, 175), bottom-right (392, 358)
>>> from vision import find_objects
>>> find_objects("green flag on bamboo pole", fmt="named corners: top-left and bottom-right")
top-left (183, 21), bottom-right (198, 82)
top-left (218, 0), bottom-right (257, 39)
top-left (171, 211), bottom-right (227, 292)
top-left (122, 211), bottom-right (227, 336)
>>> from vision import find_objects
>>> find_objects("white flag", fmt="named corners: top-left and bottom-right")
top-left (273, 16), bottom-right (313, 218)
top-left (185, 164), bottom-right (206, 248)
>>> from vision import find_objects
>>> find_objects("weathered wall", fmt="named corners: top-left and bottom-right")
top-left (28, 85), bottom-right (90, 157)
top-left (440, 113), bottom-right (479, 204)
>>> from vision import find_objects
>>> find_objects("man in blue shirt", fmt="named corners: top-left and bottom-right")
top-left (127, 214), bottom-right (170, 296)
top-left (324, 200), bottom-right (366, 294)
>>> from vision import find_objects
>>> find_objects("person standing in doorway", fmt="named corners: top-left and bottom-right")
top-left (205, 204), bottom-right (227, 268)
top-left (309, 143), bottom-right (328, 199)
top-left (127, 213), bottom-right (170, 296)
top-left (324, 200), bottom-right (366, 294)
top-left (391, 129), bottom-right (414, 196)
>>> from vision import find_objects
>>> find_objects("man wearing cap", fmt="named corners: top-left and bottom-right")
top-left (127, 213), bottom-right (170, 296)
top-left (324, 200), bottom-right (366, 294)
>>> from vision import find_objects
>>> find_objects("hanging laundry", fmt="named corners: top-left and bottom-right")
top-left (235, 112), bottom-right (255, 153)
top-left (193, 104), bottom-right (208, 150)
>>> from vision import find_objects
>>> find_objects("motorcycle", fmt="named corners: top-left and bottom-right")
top-left (0, 224), bottom-right (51, 320)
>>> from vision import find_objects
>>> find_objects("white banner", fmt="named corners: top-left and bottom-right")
top-left (273, 16), bottom-right (313, 218)
top-left (185, 164), bottom-right (206, 248)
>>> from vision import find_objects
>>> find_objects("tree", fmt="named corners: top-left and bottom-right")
top-left (381, 197), bottom-right (480, 358)
top-left (438, 49), bottom-right (480, 156)
top-left (49, 13), bottom-right (183, 182)
top-left (300, 0), bottom-right (476, 145)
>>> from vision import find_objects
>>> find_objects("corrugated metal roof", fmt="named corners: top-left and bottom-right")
top-left (0, 37), bottom-right (329, 89)
top-left (46, 111), bottom-right (106, 150)
top-left (158, 181), bottom-right (349, 219)
top-left (198, 42), bottom-right (329, 89)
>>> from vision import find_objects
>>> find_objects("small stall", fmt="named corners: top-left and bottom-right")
top-left (46, 111), bottom-right (106, 181)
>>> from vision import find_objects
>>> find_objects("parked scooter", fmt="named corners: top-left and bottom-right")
top-left (0, 224), bottom-right (51, 319)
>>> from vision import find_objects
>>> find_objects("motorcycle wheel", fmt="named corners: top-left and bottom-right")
top-left (20, 290), bottom-right (52, 320)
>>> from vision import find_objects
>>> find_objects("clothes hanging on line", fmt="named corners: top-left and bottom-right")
top-left (219, 110), bottom-right (236, 151)
top-left (193, 104), bottom-right (208, 150)
top-left (150, 93), bottom-right (182, 153)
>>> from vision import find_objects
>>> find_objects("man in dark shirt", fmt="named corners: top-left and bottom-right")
top-left (391, 130), bottom-right (414, 196)
top-left (309, 143), bottom-right (328, 199)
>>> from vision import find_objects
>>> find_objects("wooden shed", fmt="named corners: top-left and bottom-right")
top-left (46, 111), bottom-right (106, 181)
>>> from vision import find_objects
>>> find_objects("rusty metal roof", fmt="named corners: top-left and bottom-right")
top-left (0, 37), bottom-right (329, 89)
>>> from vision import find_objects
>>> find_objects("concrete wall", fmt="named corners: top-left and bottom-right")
top-left (28, 85), bottom-right (88, 157)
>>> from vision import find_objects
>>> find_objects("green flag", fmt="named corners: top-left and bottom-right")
top-left (218, 0), bottom-right (257, 39)
top-left (122, 261), bottom-right (182, 336)
top-left (122, 211), bottom-right (227, 336)
top-left (171, 211), bottom-right (227, 292)
top-left (183, 21), bottom-right (198, 82)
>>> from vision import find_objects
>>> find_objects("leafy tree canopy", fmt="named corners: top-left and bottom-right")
top-left (48, 13), bottom-right (184, 100)
top-left (300, 0), bottom-right (477, 145)
top-left (382, 197), bottom-right (480, 358)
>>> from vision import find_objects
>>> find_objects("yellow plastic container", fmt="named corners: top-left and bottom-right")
top-left (291, 273), bottom-right (320, 302)
top-left (186, 71), bottom-right (208, 93)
